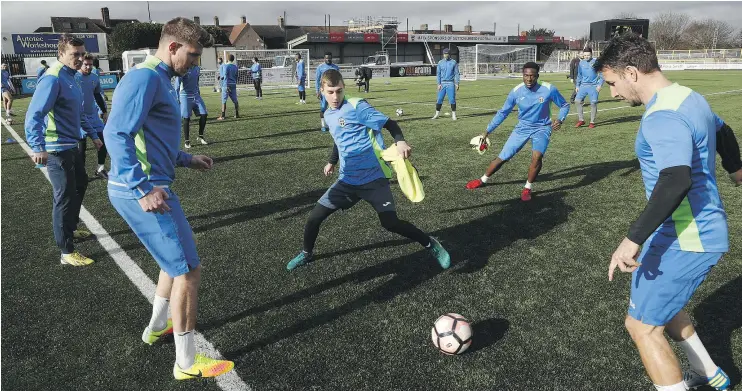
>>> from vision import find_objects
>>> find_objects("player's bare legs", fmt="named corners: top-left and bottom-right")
top-left (625, 316), bottom-right (683, 386)
top-left (170, 266), bottom-right (201, 333)
top-left (527, 151), bottom-right (543, 184)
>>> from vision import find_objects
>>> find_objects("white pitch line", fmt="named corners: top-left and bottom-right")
top-left (2, 121), bottom-right (251, 391)
top-left (374, 89), bottom-right (742, 116)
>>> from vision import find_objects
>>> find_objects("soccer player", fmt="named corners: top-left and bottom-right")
top-left (37, 60), bottom-right (50, 79)
top-left (295, 52), bottom-right (306, 104)
top-left (104, 18), bottom-right (234, 380)
top-left (1, 63), bottom-right (14, 119)
top-left (600, 33), bottom-right (736, 391)
top-left (568, 55), bottom-right (580, 104)
top-left (287, 69), bottom-right (451, 271)
top-left (217, 54), bottom-right (238, 120)
top-left (432, 48), bottom-right (460, 121)
top-left (24, 34), bottom-right (102, 266)
top-left (214, 56), bottom-right (223, 93)
top-left (465, 62), bottom-right (569, 202)
top-left (574, 47), bottom-right (604, 128)
top-left (91, 57), bottom-right (109, 115)
top-left (250, 57), bottom-right (262, 100)
top-left (315, 51), bottom-right (340, 131)
top-left (76, 53), bottom-right (109, 179)
top-left (174, 63), bottom-right (208, 148)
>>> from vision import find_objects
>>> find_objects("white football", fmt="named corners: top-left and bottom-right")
top-left (470, 135), bottom-right (490, 155)
top-left (395, 108), bottom-right (404, 116)
top-left (431, 313), bottom-right (473, 355)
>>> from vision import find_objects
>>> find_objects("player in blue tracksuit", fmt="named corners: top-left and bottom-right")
top-left (598, 33), bottom-right (736, 391)
top-left (432, 48), bottom-right (460, 121)
top-left (174, 65), bottom-right (208, 148)
top-left (1, 63), bottom-right (15, 118)
top-left (574, 47), bottom-right (604, 128)
top-left (295, 52), bottom-right (306, 104)
top-left (91, 59), bottom-right (108, 117)
top-left (76, 54), bottom-right (109, 179)
top-left (104, 18), bottom-right (233, 380)
top-left (36, 60), bottom-right (50, 79)
top-left (250, 57), bottom-right (263, 99)
top-left (315, 51), bottom-right (340, 131)
top-left (217, 54), bottom-right (238, 120)
top-left (286, 68), bottom-right (451, 271)
top-left (466, 62), bottom-right (570, 202)
top-left (25, 34), bottom-right (101, 266)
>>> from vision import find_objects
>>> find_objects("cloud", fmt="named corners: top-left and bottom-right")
top-left (2, 1), bottom-right (740, 40)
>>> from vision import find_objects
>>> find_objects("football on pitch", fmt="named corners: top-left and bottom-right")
top-left (395, 108), bottom-right (404, 116)
top-left (470, 135), bottom-right (490, 155)
top-left (431, 313), bottom-right (473, 355)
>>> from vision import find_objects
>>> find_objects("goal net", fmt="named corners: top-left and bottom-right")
top-left (459, 44), bottom-right (537, 81)
top-left (221, 49), bottom-right (310, 94)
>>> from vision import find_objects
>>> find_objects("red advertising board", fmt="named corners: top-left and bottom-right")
top-left (363, 33), bottom-right (379, 43)
top-left (329, 32), bottom-right (345, 42)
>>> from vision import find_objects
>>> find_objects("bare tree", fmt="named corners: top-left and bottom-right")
top-left (684, 19), bottom-right (736, 49)
top-left (649, 11), bottom-right (691, 50)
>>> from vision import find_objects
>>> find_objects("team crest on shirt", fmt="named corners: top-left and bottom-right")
top-left (338, 118), bottom-right (346, 127)
top-left (538, 96), bottom-right (545, 103)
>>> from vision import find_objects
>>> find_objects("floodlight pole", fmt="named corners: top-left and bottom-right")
top-left (147, 2), bottom-right (152, 23)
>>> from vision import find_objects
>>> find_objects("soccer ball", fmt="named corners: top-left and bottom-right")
top-left (470, 135), bottom-right (490, 155)
top-left (395, 108), bottom-right (404, 117)
top-left (5, 117), bottom-right (12, 125)
top-left (431, 313), bottom-right (473, 355)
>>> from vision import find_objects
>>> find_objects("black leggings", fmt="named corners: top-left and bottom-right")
top-left (253, 79), bottom-right (262, 97)
top-left (78, 132), bottom-right (107, 167)
top-left (303, 204), bottom-right (430, 253)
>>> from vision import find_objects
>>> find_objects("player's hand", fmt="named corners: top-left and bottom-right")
top-left (456, 84), bottom-right (460, 91)
top-left (575, 87), bottom-right (579, 93)
top-left (316, 91), bottom-right (321, 99)
top-left (101, 112), bottom-right (108, 122)
top-left (189, 155), bottom-right (213, 171)
top-left (730, 168), bottom-right (742, 186)
top-left (437, 85), bottom-right (442, 91)
top-left (138, 187), bottom-right (171, 214)
top-left (324, 163), bottom-right (335, 177)
top-left (93, 139), bottom-right (103, 150)
top-left (396, 141), bottom-right (412, 159)
top-left (552, 119), bottom-right (563, 132)
top-left (597, 86), bottom-right (602, 93)
top-left (32, 151), bottom-right (48, 165)
top-left (608, 237), bottom-right (641, 281)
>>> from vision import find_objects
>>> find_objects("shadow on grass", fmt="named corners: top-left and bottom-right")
top-left (202, 192), bottom-right (572, 360)
top-left (693, 276), bottom-right (742, 387)
top-left (466, 317), bottom-right (511, 354)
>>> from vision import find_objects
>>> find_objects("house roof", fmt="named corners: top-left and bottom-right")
top-left (51, 17), bottom-right (107, 33)
top-left (34, 27), bottom-right (54, 33)
top-left (251, 25), bottom-right (348, 41)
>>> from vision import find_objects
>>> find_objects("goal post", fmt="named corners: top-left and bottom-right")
top-left (220, 49), bottom-right (310, 93)
top-left (459, 44), bottom-right (537, 81)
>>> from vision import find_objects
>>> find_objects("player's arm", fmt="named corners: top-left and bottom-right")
top-left (576, 65), bottom-right (582, 89)
top-left (174, 76), bottom-right (182, 95)
top-left (626, 112), bottom-right (694, 245)
top-left (315, 66), bottom-right (322, 93)
top-left (93, 79), bottom-right (107, 115)
top-left (551, 87), bottom-right (570, 123)
top-left (454, 62), bottom-right (460, 87)
top-left (485, 91), bottom-right (517, 134)
top-left (103, 71), bottom-right (158, 198)
top-left (328, 143), bottom-right (339, 165)
top-left (596, 70), bottom-right (604, 89)
top-left (436, 62), bottom-right (442, 85)
top-left (24, 75), bottom-right (59, 153)
top-left (714, 114), bottom-right (742, 177)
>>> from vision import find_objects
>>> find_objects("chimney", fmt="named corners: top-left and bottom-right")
top-left (194, 16), bottom-right (200, 25)
top-left (278, 15), bottom-right (285, 28)
top-left (101, 7), bottom-right (111, 28)
top-left (464, 20), bottom-right (472, 34)
top-left (444, 24), bottom-right (453, 33)
top-left (241, 16), bottom-right (247, 24)
top-left (214, 16), bottom-right (219, 27)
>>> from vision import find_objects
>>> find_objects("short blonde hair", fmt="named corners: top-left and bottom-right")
top-left (320, 69), bottom-right (344, 88)
top-left (160, 17), bottom-right (214, 48)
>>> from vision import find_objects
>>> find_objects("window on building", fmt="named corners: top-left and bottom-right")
top-left (63, 22), bottom-right (72, 29)
top-left (79, 23), bottom-right (87, 29)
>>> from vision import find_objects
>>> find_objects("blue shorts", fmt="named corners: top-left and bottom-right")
top-left (498, 125), bottom-right (551, 161)
top-left (180, 94), bottom-right (208, 118)
top-left (319, 178), bottom-right (396, 213)
top-left (629, 246), bottom-right (722, 326)
top-left (109, 187), bottom-right (200, 278)
top-left (319, 94), bottom-right (328, 112)
top-left (298, 77), bottom-right (305, 92)
top-left (576, 85), bottom-right (599, 104)
top-left (83, 112), bottom-right (105, 133)
top-left (221, 84), bottom-right (238, 104)
top-left (436, 83), bottom-right (456, 105)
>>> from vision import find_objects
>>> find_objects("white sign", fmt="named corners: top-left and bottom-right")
top-left (409, 34), bottom-right (508, 43)
top-left (659, 62), bottom-right (742, 70)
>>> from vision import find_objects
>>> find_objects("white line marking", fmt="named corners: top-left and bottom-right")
top-left (374, 89), bottom-right (742, 116)
top-left (2, 121), bottom-right (251, 391)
